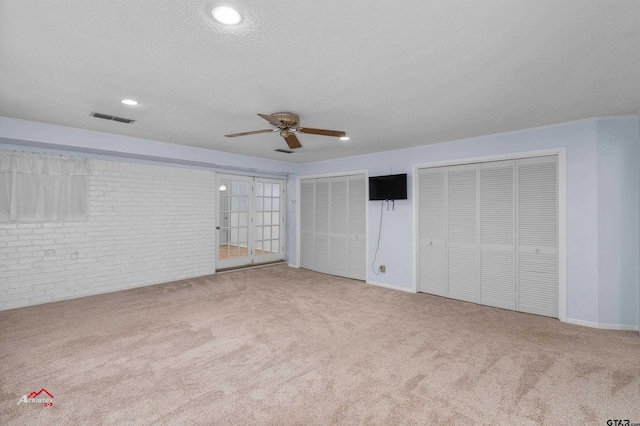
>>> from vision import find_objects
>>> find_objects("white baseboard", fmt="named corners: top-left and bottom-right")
top-left (287, 263), bottom-right (299, 268)
top-left (366, 280), bottom-right (416, 293)
top-left (565, 318), bottom-right (639, 331)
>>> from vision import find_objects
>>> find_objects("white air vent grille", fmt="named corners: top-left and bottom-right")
top-left (90, 112), bottom-right (135, 124)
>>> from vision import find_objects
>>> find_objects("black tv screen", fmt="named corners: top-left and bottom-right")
top-left (369, 174), bottom-right (407, 200)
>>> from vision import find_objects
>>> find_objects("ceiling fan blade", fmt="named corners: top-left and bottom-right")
top-left (297, 127), bottom-right (346, 138)
top-left (284, 133), bottom-right (302, 149)
top-left (224, 129), bottom-right (275, 137)
top-left (258, 113), bottom-right (284, 127)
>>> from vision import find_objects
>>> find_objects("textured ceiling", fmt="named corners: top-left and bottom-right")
top-left (1, 1), bottom-right (639, 163)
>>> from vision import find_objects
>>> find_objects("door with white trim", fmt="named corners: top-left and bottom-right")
top-left (217, 174), bottom-right (285, 270)
top-left (253, 178), bottom-right (285, 265)
top-left (299, 173), bottom-right (366, 280)
top-left (416, 155), bottom-right (558, 318)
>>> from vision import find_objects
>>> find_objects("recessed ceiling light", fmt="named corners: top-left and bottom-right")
top-left (340, 136), bottom-right (350, 141)
top-left (121, 99), bottom-right (138, 106)
top-left (212, 6), bottom-right (241, 25)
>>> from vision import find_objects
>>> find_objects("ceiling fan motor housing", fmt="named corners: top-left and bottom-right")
top-left (271, 112), bottom-right (299, 129)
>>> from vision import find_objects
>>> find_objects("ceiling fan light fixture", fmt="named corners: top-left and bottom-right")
top-left (121, 99), bottom-right (138, 106)
top-left (340, 136), bottom-right (350, 141)
top-left (212, 6), bottom-right (242, 25)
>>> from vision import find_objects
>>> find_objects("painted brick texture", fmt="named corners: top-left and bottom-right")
top-left (0, 159), bottom-right (216, 310)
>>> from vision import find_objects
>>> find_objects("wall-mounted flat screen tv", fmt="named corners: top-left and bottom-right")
top-left (369, 173), bottom-right (407, 200)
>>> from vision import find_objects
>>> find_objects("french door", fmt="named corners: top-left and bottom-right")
top-left (217, 174), bottom-right (285, 270)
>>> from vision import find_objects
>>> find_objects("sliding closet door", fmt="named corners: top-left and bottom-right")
top-left (416, 155), bottom-right (558, 319)
top-left (417, 167), bottom-right (446, 296)
top-left (299, 173), bottom-right (366, 280)
top-left (347, 175), bottom-right (366, 280)
top-left (300, 180), bottom-right (315, 270)
top-left (446, 164), bottom-right (478, 303)
top-left (480, 160), bottom-right (515, 310)
top-left (330, 177), bottom-right (349, 276)
top-left (516, 156), bottom-right (558, 317)
top-left (314, 179), bottom-right (330, 274)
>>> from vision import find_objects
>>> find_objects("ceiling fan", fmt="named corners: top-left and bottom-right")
top-left (224, 112), bottom-right (346, 150)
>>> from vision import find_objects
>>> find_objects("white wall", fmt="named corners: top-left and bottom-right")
top-left (299, 118), bottom-right (640, 328)
top-left (0, 158), bottom-right (217, 310)
top-left (596, 118), bottom-right (639, 327)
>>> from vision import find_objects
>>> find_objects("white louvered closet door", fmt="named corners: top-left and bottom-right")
top-left (348, 175), bottom-right (366, 280)
top-left (480, 160), bottom-right (515, 310)
top-left (417, 156), bottom-right (558, 319)
top-left (300, 174), bottom-right (366, 280)
top-left (330, 177), bottom-right (349, 277)
top-left (417, 167), bottom-right (446, 296)
top-left (446, 164), bottom-right (478, 303)
top-left (314, 179), bottom-right (330, 273)
top-left (300, 180), bottom-right (315, 270)
top-left (516, 156), bottom-right (558, 318)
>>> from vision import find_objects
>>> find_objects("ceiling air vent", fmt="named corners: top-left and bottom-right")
top-left (275, 149), bottom-right (293, 154)
top-left (90, 112), bottom-right (135, 124)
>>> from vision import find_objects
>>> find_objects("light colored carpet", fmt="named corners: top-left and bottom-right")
top-left (1, 265), bottom-right (639, 425)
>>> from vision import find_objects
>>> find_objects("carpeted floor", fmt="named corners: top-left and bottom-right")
top-left (1, 265), bottom-right (639, 425)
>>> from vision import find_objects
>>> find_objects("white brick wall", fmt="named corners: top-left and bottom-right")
top-left (0, 159), bottom-right (217, 310)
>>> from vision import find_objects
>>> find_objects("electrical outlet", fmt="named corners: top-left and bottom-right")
top-left (379, 265), bottom-right (386, 273)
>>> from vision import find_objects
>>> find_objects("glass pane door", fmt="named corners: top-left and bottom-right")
top-left (217, 175), bottom-right (251, 269)
top-left (216, 174), bottom-right (285, 270)
top-left (254, 179), bottom-right (284, 263)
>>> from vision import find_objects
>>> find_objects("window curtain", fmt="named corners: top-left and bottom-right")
top-left (0, 150), bottom-right (91, 222)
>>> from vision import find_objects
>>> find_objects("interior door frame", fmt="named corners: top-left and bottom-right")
top-left (216, 173), bottom-right (286, 270)
top-left (412, 148), bottom-right (567, 322)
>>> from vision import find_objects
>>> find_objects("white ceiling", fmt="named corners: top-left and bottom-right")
top-left (1, 1), bottom-right (639, 164)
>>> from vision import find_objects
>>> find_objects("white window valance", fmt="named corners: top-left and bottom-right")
top-left (0, 150), bottom-right (91, 222)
